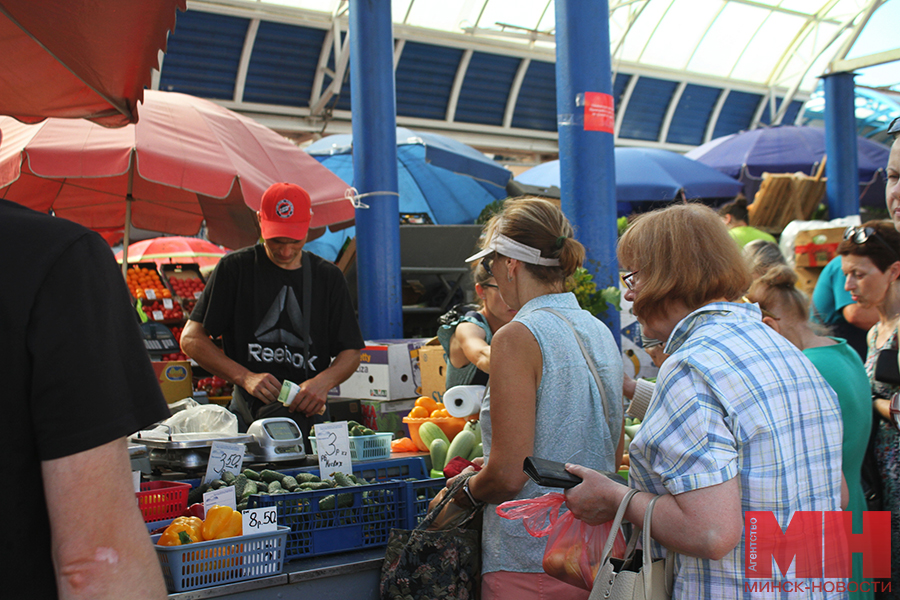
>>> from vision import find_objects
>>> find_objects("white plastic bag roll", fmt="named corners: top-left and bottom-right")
top-left (444, 385), bottom-right (486, 417)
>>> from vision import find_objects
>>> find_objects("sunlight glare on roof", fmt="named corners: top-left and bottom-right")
top-left (730, 11), bottom-right (805, 83)
top-left (638, 0), bottom-right (720, 72)
top-left (688, 2), bottom-right (766, 80)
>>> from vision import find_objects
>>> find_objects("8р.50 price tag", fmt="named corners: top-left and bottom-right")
top-left (242, 506), bottom-right (278, 534)
top-left (204, 441), bottom-right (245, 484)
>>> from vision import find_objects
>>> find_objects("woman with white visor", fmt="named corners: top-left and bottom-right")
top-left (441, 197), bottom-right (624, 600)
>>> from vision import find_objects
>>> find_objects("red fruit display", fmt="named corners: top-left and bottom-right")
top-left (195, 376), bottom-right (232, 397)
top-left (168, 275), bottom-right (205, 300)
top-left (143, 299), bottom-right (184, 322)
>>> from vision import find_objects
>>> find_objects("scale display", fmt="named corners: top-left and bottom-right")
top-left (263, 420), bottom-right (300, 441)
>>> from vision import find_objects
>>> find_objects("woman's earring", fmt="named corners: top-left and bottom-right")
top-left (507, 272), bottom-right (513, 282)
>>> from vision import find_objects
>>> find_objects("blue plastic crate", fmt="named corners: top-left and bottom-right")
top-left (247, 480), bottom-right (404, 561)
top-left (400, 477), bottom-right (446, 529)
top-left (151, 526), bottom-right (289, 592)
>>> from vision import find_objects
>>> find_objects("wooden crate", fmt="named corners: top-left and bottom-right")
top-left (748, 169), bottom-right (827, 232)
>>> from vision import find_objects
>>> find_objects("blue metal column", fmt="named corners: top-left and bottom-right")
top-left (349, 0), bottom-right (402, 339)
top-left (554, 0), bottom-right (619, 344)
top-left (823, 72), bottom-right (859, 218)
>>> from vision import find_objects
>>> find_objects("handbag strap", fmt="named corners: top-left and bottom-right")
top-left (536, 307), bottom-right (612, 429)
top-left (417, 472), bottom-right (482, 532)
top-left (598, 488), bottom-right (638, 565)
top-left (638, 494), bottom-right (662, 600)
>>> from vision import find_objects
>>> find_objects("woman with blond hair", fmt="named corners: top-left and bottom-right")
top-left (564, 203), bottom-right (845, 600)
top-left (748, 264), bottom-right (873, 600)
top-left (443, 197), bottom-right (623, 600)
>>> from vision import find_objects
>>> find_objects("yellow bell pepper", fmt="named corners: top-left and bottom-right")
top-left (157, 516), bottom-right (203, 546)
top-left (201, 505), bottom-right (243, 541)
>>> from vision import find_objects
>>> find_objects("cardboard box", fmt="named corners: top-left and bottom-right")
top-left (360, 398), bottom-right (416, 437)
top-left (418, 337), bottom-right (447, 404)
top-left (151, 361), bottom-right (193, 404)
top-left (794, 266), bottom-right (823, 298)
top-left (329, 338), bottom-right (429, 401)
top-left (794, 227), bottom-right (843, 268)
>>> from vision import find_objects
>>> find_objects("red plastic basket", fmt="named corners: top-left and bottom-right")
top-left (137, 481), bottom-right (191, 523)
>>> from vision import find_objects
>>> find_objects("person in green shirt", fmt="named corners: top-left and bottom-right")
top-left (718, 197), bottom-right (777, 247)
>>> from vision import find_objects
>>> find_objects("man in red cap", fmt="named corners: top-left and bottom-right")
top-left (182, 182), bottom-right (363, 440)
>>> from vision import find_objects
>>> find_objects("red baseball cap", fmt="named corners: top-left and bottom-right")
top-left (258, 182), bottom-right (313, 240)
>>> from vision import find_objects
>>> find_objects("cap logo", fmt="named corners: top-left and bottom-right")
top-left (275, 198), bottom-right (294, 219)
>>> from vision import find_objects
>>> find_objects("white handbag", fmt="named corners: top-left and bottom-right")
top-left (588, 490), bottom-right (673, 600)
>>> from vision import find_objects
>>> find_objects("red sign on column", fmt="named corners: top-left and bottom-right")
top-left (584, 92), bottom-right (614, 133)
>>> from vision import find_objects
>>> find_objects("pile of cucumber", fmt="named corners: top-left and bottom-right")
top-left (188, 467), bottom-right (377, 512)
top-left (422, 420), bottom-right (482, 478)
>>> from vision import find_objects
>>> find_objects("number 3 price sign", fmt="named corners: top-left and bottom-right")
top-left (204, 441), bottom-right (245, 484)
top-left (242, 506), bottom-right (278, 534)
top-left (314, 422), bottom-right (353, 480)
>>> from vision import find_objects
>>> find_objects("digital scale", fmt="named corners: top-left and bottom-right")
top-left (246, 417), bottom-right (307, 462)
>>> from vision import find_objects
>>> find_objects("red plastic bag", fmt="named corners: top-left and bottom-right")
top-left (497, 493), bottom-right (626, 590)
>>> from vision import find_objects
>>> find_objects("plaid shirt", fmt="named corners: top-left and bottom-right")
top-left (629, 302), bottom-right (845, 600)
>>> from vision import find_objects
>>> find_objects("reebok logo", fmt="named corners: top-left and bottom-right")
top-left (247, 286), bottom-right (316, 369)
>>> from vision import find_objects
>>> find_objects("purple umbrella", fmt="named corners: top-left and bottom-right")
top-left (685, 125), bottom-right (890, 206)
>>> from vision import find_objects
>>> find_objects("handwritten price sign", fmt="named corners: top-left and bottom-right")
top-left (242, 506), bottom-right (278, 534)
top-left (203, 486), bottom-right (236, 514)
top-left (314, 422), bottom-right (352, 480)
top-left (204, 441), bottom-right (245, 484)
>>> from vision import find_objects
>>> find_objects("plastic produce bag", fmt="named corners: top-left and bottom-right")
top-left (141, 404), bottom-right (239, 438)
top-left (496, 492), bottom-right (626, 590)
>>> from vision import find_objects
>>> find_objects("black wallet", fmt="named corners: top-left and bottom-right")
top-left (523, 456), bottom-right (584, 489)
top-left (875, 348), bottom-right (900, 386)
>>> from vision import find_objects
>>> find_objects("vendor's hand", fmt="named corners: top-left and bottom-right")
top-left (563, 463), bottom-right (628, 526)
top-left (288, 375), bottom-right (330, 416)
top-left (241, 371), bottom-right (282, 404)
top-left (471, 456), bottom-right (485, 468)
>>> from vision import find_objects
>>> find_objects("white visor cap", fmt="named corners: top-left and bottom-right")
top-left (465, 233), bottom-right (561, 267)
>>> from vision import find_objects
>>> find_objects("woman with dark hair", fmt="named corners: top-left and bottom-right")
top-left (564, 203), bottom-right (845, 599)
top-left (443, 197), bottom-right (623, 600)
top-left (718, 196), bottom-right (776, 247)
top-left (838, 220), bottom-right (900, 596)
top-left (437, 259), bottom-right (517, 388)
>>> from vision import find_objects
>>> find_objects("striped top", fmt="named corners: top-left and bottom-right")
top-left (629, 302), bottom-right (844, 600)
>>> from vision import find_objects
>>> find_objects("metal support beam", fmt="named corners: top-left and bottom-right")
top-left (503, 58), bottom-right (531, 128)
top-left (446, 49), bottom-right (473, 123)
top-left (705, 88), bottom-right (729, 143)
top-left (614, 74), bottom-right (639, 142)
top-left (349, 0), bottom-right (403, 339)
top-left (555, 0), bottom-right (619, 344)
top-left (823, 71), bottom-right (859, 219)
top-left (234, 19), bottom-right (260, 102)
top-left (658, 81), bottom-right (686, 144)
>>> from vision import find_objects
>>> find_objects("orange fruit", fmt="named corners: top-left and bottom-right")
top-left (430, 408), bottom-right (449, 418)
top-left (409, 406), bottom-right (429, 418)
top-left (414, 396), bottom-right (437, 413)
top-left (433, 402), bottom-right (445, 411)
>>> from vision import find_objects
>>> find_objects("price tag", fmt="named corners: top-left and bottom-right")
top-left (162, 298), bottom-right (174, 309)
top-left (152, 310), bottom-right (164, 321)
top-left (242, 506), bottom-right (278, 534)
top-left (203, 486), bottom-right (236, 514)
top-left (204, 441), bottom-right (245, 484)
top-left (132, 470), bottom-right (141, 493)
top-left (194, 291), bottom-right (202, 299)
top-left (314, 421), bottom-right (353, 479)
top-left (145, 288), bottom-right (157, 300)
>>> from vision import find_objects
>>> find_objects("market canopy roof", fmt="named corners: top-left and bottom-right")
top-left (162, 0), bottom-right (899, 157)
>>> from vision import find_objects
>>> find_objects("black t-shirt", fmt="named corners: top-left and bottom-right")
top-left (191, 245), bottom-right (364, 414)
top-left (1, 200), bottom-right (171, 599)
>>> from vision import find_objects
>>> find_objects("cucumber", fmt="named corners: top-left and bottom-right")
top-left (260, 469), bottom-right (286, 483)
top-left (268, 480), bottom-right (283, 492)
top-left (333, 472), bottom-right (355, 488)
top-left (233, 474), bottom-right (249, 499)
top-left (242, 468), bottom-right (261, 481)
top-left (295, 472), bottom-right (319, 484)
top-left (467, 442), bottom-right (483, 461)
top-left (465, 420), bottom-right (482, 446)
top-left (445, 430), bottom-right (476, 467)
top-left (430, 438), bottom-right (449, 471)
top-left (418, 421), bottom-right (449, 450)
top-left (319, 495), bottom-right (335, 510)
top-left (240, 479), bottom-right (258, 500)
top-left (299, 481), bottom-right (333, 490)
top-left (282, 476), bottom-right (300, 492)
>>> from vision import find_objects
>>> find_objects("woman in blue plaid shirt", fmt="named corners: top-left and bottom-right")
top-left (564, 203), bottom-right (847, 599)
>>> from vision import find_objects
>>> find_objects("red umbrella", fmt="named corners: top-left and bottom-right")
top-left (0, 0), bottom-right (184, 126)
top-left (114, 237), bottom-right (231, 270)
top-left (0, 90), bottom-right (355, 269)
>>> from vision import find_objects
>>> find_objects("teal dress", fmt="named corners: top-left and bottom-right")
top-left (804, 337), bottom-right (874, 600)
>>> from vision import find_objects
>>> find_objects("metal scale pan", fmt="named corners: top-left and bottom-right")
top-left (131, 430), bottom-right (255, 473)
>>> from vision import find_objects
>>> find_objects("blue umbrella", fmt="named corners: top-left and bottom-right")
top-left (305, 127), bottom-right (510, 226)
top-left (515, 148), bottom-right (743, 216)
top-left (685, 125), bottom-right (890, 206)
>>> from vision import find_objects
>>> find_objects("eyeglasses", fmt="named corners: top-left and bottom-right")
top-left (843, 226), bottom-right (900, 262)
top-left (481, 283), bottom-right (499, 289)
top-left (481, 254), bottom-right (495, 278)
top-left (889, 116), bottom-right (900, 137)
top-left (741, 296), bottom-right (780, 321)
top-left (621, 270), bottom-right (639, 291)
